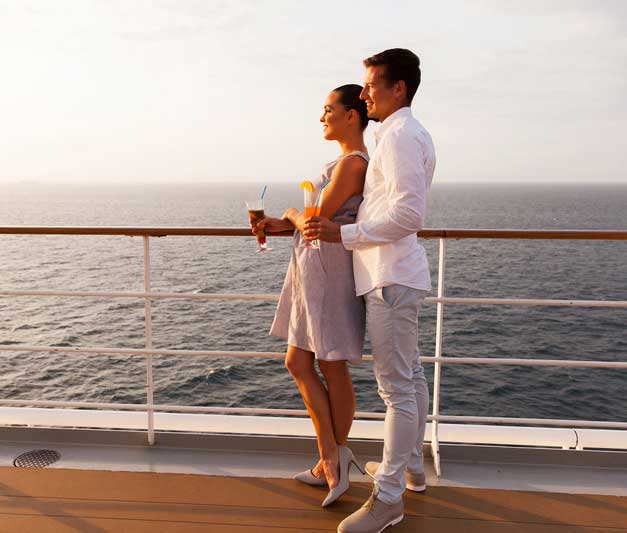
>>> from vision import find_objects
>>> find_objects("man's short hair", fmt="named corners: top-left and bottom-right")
top-left (363, 48), bottom-right (421, 104)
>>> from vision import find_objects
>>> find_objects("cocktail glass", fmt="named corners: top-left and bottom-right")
top-left (246, 199), bottom-right (271, 252)
top-left (302, 188), bottom-right (320, 249)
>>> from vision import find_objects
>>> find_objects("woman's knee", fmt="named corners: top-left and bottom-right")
top-left (318, 360), bottom-right (350, 383)
top-left (285, 348), bottom-right (314, 380)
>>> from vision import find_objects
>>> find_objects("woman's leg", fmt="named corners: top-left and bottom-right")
top-left (286, 345), bottom-right (339, 487)
top-left (317, 360), bottom-right (356, 446)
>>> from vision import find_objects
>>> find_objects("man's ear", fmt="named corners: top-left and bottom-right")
top-left (395, 79), bottom-right (407, 103)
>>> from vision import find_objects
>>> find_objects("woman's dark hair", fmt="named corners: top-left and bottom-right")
top-left (333, 84), bottom-right (369, 130)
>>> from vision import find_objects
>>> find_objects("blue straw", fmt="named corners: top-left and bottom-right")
top-left (314, 179), bottom-right (331, 209)
top-left (260, 185), bottom-right (267, 201)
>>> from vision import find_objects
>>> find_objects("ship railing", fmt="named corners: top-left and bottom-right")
top-left (1, 227), bottom-right (627, 475)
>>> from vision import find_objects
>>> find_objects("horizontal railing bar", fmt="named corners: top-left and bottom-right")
top-left (1, 345), bottom-right (625, 368)
top-left (0, 227), bottom-right (295, 237)
top-left (1, 400), bottom-right (624, 429)
top-left (0, 345), bottom-right (288, 358)
top-left (2, 290), bottom-right (626, 309)
top-left (437, 415), bottom-right (627, 429)
top-left (425, 357), bottom-right (627, 368)
top-left (1, 226), bottom-right (627, 240)
top-left (0, 290), bottom-right (280, 302)
top-left (0, 399), bottom-right (383, 418)
top-left (431, 297), bottom-right (627, 308)
top-left (0, 399), bottom-right (148, 411)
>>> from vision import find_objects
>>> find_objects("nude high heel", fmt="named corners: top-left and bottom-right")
top-left (321, 445), bottom-right (365, 507)
top-left (294, 467), bottom-right (328, 486)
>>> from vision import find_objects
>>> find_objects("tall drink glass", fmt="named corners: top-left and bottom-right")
top-left (246, 199), bottom-right (271, 252)
top-left (302, 188), bottom-right (320, 249)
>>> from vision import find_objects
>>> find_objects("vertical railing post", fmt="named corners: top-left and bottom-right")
top-left (143, 236), bottom-right (155, 445)
top-left (431, 237), bottom-right (446, 477)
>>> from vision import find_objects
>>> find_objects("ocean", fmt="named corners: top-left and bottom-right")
top-left (0, 182), bottom-right (626, 422)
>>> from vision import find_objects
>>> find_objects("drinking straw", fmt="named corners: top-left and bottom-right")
top-left (260, 185), bottom-right (267, 201)
top-left (314, 179), bottom-right (331, 210)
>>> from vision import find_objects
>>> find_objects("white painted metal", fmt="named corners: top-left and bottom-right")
top-left (0, 399), bottom-right (365, 418)
top-left (437, 415), bottom-right (627, 429)
top-left (0, 399), bottom-right (149, 410)
top-left (2, 407), bottom-right (626, 450)
top-left (2, 344), bottom-right (627, 370)
top-left (3, 289), bottom-right (627, 308)
top-left (1, 345), bottom-right (626, 369)
top-left (0, 345), bottom-right (287, 358)
top-left (431, 238), bottom-right (446, 477)
top-left (0, 289), bottom-right (280, 301)
top-left (575, 429), bottom-right (627, 450)
top-left (1, 399), bottom-right (625, 430)
top-left (143, 236), bottom-right (155, 445)
top-left (430, 297), bottom-right (627, 308)
top-left (423, 357), bottom-right (627, 369)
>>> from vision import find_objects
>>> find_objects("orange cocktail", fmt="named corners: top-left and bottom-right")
top-left (304, 206), bottom-right (321, 218)
top-left (300, 180), bottom-right (320, 249)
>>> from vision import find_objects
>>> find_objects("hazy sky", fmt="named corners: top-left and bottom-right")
top-left (1, 1), bottom-right (626, 184)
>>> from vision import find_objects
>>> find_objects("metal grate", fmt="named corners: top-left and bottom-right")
top-left (13, 449), bottom-right (61, 468)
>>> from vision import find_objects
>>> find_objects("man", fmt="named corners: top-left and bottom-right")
top-left (304, 48), bottom-right (436, 532)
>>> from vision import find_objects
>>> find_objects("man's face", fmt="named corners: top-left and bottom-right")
top-left (359, 65), bottom-right (398, 122)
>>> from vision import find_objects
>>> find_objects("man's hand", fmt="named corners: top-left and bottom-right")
top-left (303, 216), bottom-right (342, 243)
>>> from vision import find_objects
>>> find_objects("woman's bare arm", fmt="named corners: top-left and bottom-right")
top-left (284, 155), bottom-right (367, 232)
top-left (317, 156), bottom-right (367, 220)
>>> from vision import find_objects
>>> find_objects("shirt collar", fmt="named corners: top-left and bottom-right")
top-left (374, 106), bottom-right (413, 144)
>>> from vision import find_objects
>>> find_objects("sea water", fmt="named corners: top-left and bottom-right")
top-left (0, 183), bottom-right (625, 422)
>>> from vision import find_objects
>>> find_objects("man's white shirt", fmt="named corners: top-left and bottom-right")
top-left (340, 106), bottom-right (436, 296)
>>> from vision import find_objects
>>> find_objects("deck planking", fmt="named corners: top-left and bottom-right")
top-left (0, 467), bottom-right (625, 532)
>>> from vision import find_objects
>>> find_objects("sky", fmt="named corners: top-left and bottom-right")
top-left (1, 0), bottom-right (626, 185)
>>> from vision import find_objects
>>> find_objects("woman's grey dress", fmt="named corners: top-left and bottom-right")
top-left (269, 151), bottom-right (368, 363)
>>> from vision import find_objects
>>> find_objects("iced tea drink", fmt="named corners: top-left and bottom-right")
top-left (246, 200), bottom-right (270, 252)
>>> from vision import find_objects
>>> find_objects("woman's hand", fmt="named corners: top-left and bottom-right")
top-left (253, 216), bottom-right (295, 235)
top-left (281, 207), bottom-right (306, 232)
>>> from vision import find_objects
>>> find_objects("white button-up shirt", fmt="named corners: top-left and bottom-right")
top-left (340, 107), bottom-right (436, 296)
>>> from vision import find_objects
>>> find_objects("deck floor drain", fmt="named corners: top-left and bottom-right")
top-left (13, 449), bottom-right (61, 468)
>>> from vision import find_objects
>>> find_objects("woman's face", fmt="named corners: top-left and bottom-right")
top-left (319, 91), bottom-right (351, 141)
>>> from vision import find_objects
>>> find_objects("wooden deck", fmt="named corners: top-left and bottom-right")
top-left (0, 467), bottom-right (625, 532)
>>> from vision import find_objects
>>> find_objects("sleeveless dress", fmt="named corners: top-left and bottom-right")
top-left (269, 151), bottom-right (368, 363)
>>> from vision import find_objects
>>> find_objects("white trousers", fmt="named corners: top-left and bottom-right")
top-left (365, 284), bottom-right (430, 504)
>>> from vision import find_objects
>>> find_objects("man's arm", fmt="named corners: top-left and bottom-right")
top-left (340, 129), bottom-right (427, 250)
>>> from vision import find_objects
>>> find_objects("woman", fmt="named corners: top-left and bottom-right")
top-left (255, 84), bottom-right (369, 507)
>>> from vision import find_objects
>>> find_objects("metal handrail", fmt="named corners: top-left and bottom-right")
top-left (2, 290), bottom-right (627, 308)
top-left (1, 227), bottom-right (626, 471)
top-left (2, 345), bottom-right (627, 368)
top-left (1, 226), bottom-right (627, 239)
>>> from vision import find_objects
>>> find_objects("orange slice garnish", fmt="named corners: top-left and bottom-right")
top-left (299, 180), bottom-right (314, 192)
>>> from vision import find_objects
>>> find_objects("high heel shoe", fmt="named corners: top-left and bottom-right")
top-left (294, 467), bottom-right (328, 486)
top-left (321, 445), bottom-right (365, 507)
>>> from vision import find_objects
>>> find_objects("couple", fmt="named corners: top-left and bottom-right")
top-left (256, 48), bottom-right (435, 533)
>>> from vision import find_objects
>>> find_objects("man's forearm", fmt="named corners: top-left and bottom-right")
top-left (340, 206), bottom-right (423, 249)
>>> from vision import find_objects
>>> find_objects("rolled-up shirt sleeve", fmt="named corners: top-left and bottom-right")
top-left (341, 129), bottom-right (427, 250)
